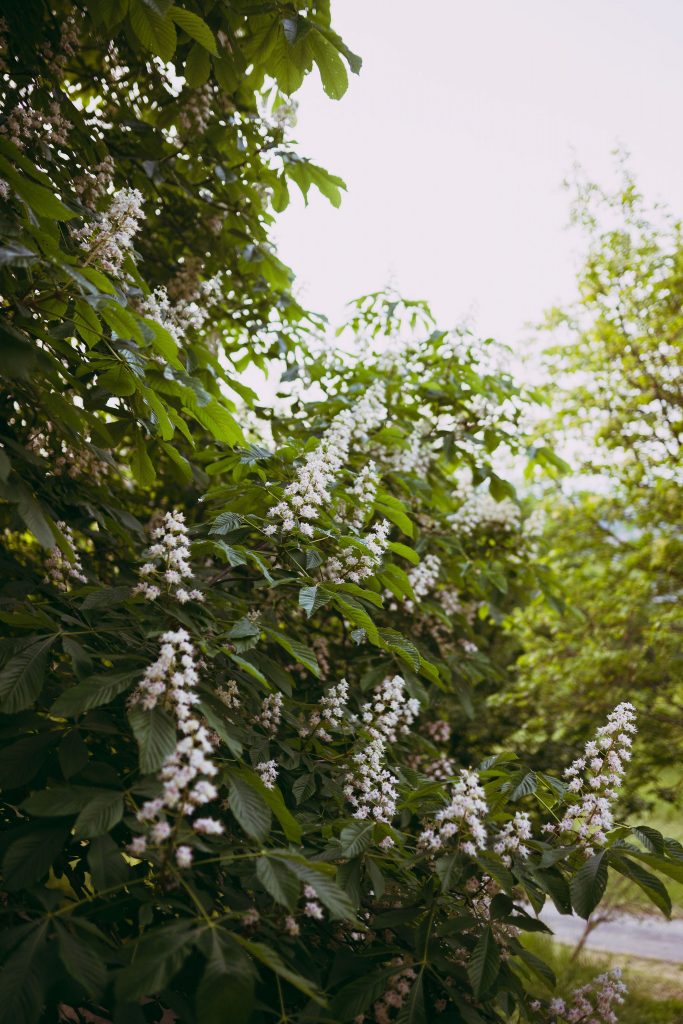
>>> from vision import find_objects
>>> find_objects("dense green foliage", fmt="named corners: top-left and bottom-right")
top-left (0, 8), bottom-right (681, 1024)
top-left (503, 170), bottom-right (683, 808)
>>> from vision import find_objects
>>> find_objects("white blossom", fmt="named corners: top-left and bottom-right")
top-left (325, 519), bottom-right (391, 584)
top-left (256, 760), bottom-right (278, 789)
top-left (256, 692), bottom-right (283, 735)
top-left (418, 769), bottom-right (488, 855)
top-left (130, 630), bottom-right (223, 854)
top-left (361, 675), bottom-right (420, 744)
top-left (447, 481), bottom-right (521, 537)
top-left (349, 460), bottom-right (380, 527)
top-left (302, 678), bottom-right (349, 740)
top-left (549, 702), bottom-right (637, 850)
top-left (493, 811), bottom-right (533, 866)
top-left (73, 186), bottom-right (144, 274)
top-left (134, 510), bottom-right (203, 604)
top-left (344, 738), bottom-right (399, 824)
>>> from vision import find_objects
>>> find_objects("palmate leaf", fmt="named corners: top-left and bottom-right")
top-left (233, 936), bottom-right (325, 1004)
top-left (51, 670), bottom-right (136, 716)
top-left (609, 853), bottom-right (672, 917)
top-left (0, 636), bottom-right (55, 713)
top-left (74, 790), bottom-right (124, 838)
top-left (169, 5), bottom-right (217, 54)
top-left (276, 854), bottom-right (357, 921)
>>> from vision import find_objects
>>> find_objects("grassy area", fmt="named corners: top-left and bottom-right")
top-left (523, 936), bottom-right (683, 1023)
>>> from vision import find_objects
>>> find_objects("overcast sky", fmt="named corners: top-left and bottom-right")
top-left (274, 0), bottom-right (683, 357)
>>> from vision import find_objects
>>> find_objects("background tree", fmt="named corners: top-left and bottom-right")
top-left (503, 164), bottom-right (683, 809)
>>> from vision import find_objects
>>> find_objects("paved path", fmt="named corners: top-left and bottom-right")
top-left (539, 904), bottom-right (683, 963)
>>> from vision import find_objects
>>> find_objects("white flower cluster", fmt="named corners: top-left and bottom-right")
top-left (418, 769), bottom-right (488, 856)
top-left (349, 460), bottom-right (380, 527)
top-left (401, 552), bottom-right (441, 612)
top-left (0, 100), bottom-right (71, 151)
top-left (129, 629), bottom-right (223, 866)
top-left (493, 811), bottom-right (533, 867)
top-left (256, 760), bottom-right (278, 789)
top-left (73, 187), bottom-right (144, 274)
top-left (266, 382), bottom-right (387, 539)
top-left (44, 523), bottom-right (87, 591)
top-left (361, 675), bottom-right (420, 744)
top-left (447, 483), bottom-right (521, 538)
top-left (390, 423), bottom-right (433, 476)
top-left (344, 738), bottom-right (399, 823)
top-left (141, 276), bottom-right (221, 346)
top-left (302, 678), bottom-right (349, 741)
top-left (325, 519), bottom-right (391, 584)
top-left (134, 510), bottom-right (203, 604)
top-left (548, 702), bottom-right (636, 853)
top-left (538, 968), bottom-right (627, 1024)
top-left (256, 692), bottom-right (283, 735)
top-left (437, 588), bottom-right (476, 622)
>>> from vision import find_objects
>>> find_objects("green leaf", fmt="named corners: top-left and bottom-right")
top-left (88, 834), bottom-right (129, 890)
top-left (268, 631), bottom-right (320, 677)
top-left (197, 931), bottom-right (255, 1024)
top-left (277, 855), bottom-right (357, 921)
top-left (129, 0), bottom-right (177, 60)
top-left (170, 5), bottom-right (217, 54)
top-left (467, 926), bottom-right (500, 997)
top-left (0, 923), bottom-right (48, 1024)
top-left (307, 30), bottom-right (349, 99)
top-left (0, 636), bottom-right (55, 713)
top-left (256, 856), bottom-right (299, 909)
top-left (298, 584), bottom-right (318, 617)
top-left (74, 299), bottom-right (102, 347)
top-left (56, 922), bottom-right (107, 998)
top-left (0, 163), bottom-right (75, 220)
top-left (609, 853), bottom-right (671, 918)
top-left (233, 936), bottom-right (325, 1004)
top-left (388, 541), bottom-right (420, 565)
top-left (131, 436), bottom-right (157, 486)
top-left (74, 790), bottom-right (124, 838)
top-left (2, 825), bottom-right (69, 890)
top-left (570, 850), bottom-right (608, 919)
top-left (116, 922), bottom-right (196, 1001)
top-left (128, 705), bottom-right (177, 774)
top-left (185, 42), bottom-right (211, 87)
top-left (187, 399), bottom-right (245, 445)
top-left (340, 821), bottom-right (374, 858)
top-left (51, 672), bottom-right (136, 716)
top-left (23, 784), bottom-right (114, 817)
top-left (228, 773), bottom-right (271, 841)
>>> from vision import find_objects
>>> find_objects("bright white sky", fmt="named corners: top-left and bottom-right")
top-left (275, 0), bottom-right (683, 356)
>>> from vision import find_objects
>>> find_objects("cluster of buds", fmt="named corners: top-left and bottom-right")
top-left (129, 630), bottom-right (223, 867)
top-left (73, 156), bottom-right (115, 210)
top-left (1, 99), bottom-right (71, 151)
top-left (44, 523), bottom-right (87, 591)
top-left (368, 960), bottom-right (418, 1024)
top-left (134, 510), bottom-right (203, 604)
top-left (418, 768), bottom-right (488, 856)
top-left (533, 968), bottom-right (627, 1023)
